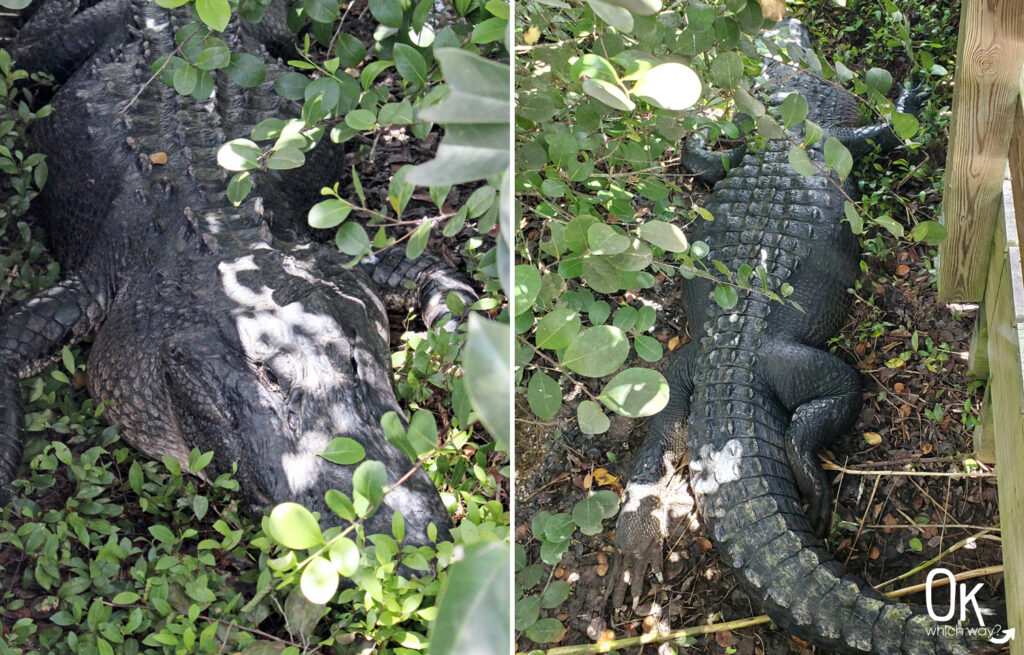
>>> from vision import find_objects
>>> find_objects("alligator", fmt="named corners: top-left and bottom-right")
top-left (0, 0), bottom-right (476, 547)
top-left (610, 20), bottom-right (996, 655)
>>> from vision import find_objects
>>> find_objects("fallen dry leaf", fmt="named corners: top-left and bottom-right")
top-left (864, 431), bottom-right (882, 446)
top-left (593, 468), bottom-right (619, 486)
top-left (896, 264), bottom-right (910, 276)
top-left (149, 151), bottom-right (168, 165)
top-left (668, 335), bottom-right (681, 351)
top-left (715, 630), bottom-right (737, 648)
top-left (869, 546), bottom-right (881, 560)
top-left (893, 382), bottom-right (905, 393)
top-left (596, 552), bottom-right (609, 576)
top-left (696, 537), bottom-right (713, 552)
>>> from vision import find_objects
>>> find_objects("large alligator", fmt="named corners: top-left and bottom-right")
top-left (611, 20), bottom-right (995, 655)
top-left (0, 0), bottom-right (476, 546)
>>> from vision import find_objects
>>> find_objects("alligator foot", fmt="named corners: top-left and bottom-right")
top-left (609, 474), bottom-right (696, 609)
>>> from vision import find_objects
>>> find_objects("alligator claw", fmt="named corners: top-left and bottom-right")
top-left (608, 537), bottom-right (664, 610)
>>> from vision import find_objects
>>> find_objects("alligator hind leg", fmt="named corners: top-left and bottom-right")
top-left (0, 277), bottom-right (102, 502)
top-left (610, 346), bottom-right (697, 608)
top-left (13, 0), bottom-right (129, 82)
top-left (762, 341), bottom-right (860, 537)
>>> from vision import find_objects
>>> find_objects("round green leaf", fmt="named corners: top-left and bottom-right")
top-left (345, 109), bottom-right (377, 131)
top-left (527, 372), bottom-right (562, 420)
top-left (572, 496), bottom-right (604, 535)
top-left (300, 555), bottom-right (339, 605)
top-left (514, 264), bottom-right (541, 315)
top-left (335, 222), bottom-right (371, 255)
top-left (561, 326), bottom-right (629, 378)
top-left (335, 33), bottom-right (367, 68)
top-left (515, 594), bottom-right (541, 631)
top-left (328, 537), bottom-right (360, 577)
top-left (535, 309), bottom-right (581, 350)
top-left (638, 220), bottom-right (688, 252)
top-left (711, 51), bottom-right (743, 89)
top-left (598, 367), bottom-right (669, 417)
top-left (308, 198), bottom-right (353, 229)
top-left (227, 171), bottom-right (253, 205)
top-left (274, 72), bottom-right (311, 101)
top-left (892, 112), bottom-right (920, 140)
top-left (599, 0), bottom-right (660, 14)
top-left (633, 334), bottom-right (663, 362)
top-left (587, 223), bottom-right (630, 255)
top-left (780, 92), bottom-right (808, 128)
top-left (581, 78), bottom-right (635, 111)
top-left (352, 460), bottom-right (387, 508)
top-left (526, 618), bottom-right (566, 644)
top-left (823, 137), bottom-right (852, 181)
top-left (787, 145), bottom-right (818, 177)
top-left (267, 502), bottom-right (325, 550)
top-left (713, 284), bottom-right (738, 309)
top-left (217, 138), bottom-right (261, 171)
top-left (267, 147), bottom-right (306, 170)
top-left (591, 489), bottom-right (621, 518)
top-left (394, 43), bottom-right (428, 86)
top-left (195, 0), bottom-right (230, 31)
top-left (195, 39), bottom-right (230, 70)
top-left (173, 62), bottom-right (198, 95)
top-left (631, 63), bottom-right (701, 111)
top-left (112, 591), bottom-right (140, 604)
top-left (910, 220), bottom-right (947, 245)
top-left (587, 0), bottom-right (633, 32)
top-left (577, 400), bottom-right (609, 434)
top-left (319, 437), bottom-right (366, 465)
top-left (228, 52), bottom-right (267, 87)
top-left (541, 581), bottom-right (571, 609)
top-left (580, 256), bottom-right (621, 294)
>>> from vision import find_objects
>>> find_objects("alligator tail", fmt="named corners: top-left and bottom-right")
top-left (706, 464), bottom-right (995, 655)
top-left (362, 247), bottom-right (477, 330)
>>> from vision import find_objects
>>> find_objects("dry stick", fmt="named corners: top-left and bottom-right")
top-left (526, 567), bottom-right (1005, 655)
top-left (821, 460), bottom-right (997, 478)
top-left (845, 474), bottom-right (880, 565)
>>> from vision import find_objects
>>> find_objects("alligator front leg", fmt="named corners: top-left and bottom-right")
top-left (610, 346), bottom-right (696, 609)
top-left (363, 248), bottom-right (477, 330)
top-left (762, 341), bottom-right (861, 536)
top-left (0, 277), bottom-right (102, 502)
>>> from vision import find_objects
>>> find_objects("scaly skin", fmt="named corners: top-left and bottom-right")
top-left (612, 22), bottom-right (995, 655)
top-left (0, 0), bottom-right (475, 545)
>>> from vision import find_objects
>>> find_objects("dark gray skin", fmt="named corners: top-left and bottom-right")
top-left (0, 0), bottom-right (475, 546)
top-left (611, 22), bottom-right (994, 655)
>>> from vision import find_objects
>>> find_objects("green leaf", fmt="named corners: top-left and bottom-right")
top-left (535, 309), bottom-right (581, 350)
top-left (274, 72), bottom-right (310, 101)
top-left (587, 223), bottom-right (630, 255)
top-left (334, 33), bottom-right (367, 68)
top-left (405, 123), bottom-right (509, 186)
top-left (352, 460), bottom-right (387, 513)
top-left (803, 119), bottom-right (823, 147)
top-left (638, 220), bottom-right (688, 252)
top-left (526, 618), bottom-right (565, 644)
top-left (471, 16), bottom-right (509, 43)
top-left (780, 92), bottom-right (808, 128)
top-left (389, 164), bottom-right (416, 217)
top-left (631, 62), bottom-right (701, 110)
top-left (335, 222), bottom-right (371, 255)
top-left (910, 220), bottom-right (947, 245)
top-left (251, 118), bottom-right (286, 141)
top-left (581, 256), bottom-right (621, 294)
top-left (713, 284), bottom-right (738, 309)
top-left (328, 537), bottom-right (360, 576)
top-left (319, 437), bottom-right (366, 465)
top-left (598, 367), bottom-right (670, 417)
top-left (599, 0), bottom-right (660, 14)
top-left (267, 147), bottom-right (305, 170)
top-left (300, 556), bottom-right (339, 605)
top-left (394, 44), bottom-right (429, 86)
top-left (581, 78), bottom-right (635, 111)
top-left (844, 201), bottom-right (864, 235)
top-left (875, 214), bottom-right (905, 238)
top-left (369, 0), bottom-right (403, 27)
top-left (228, 52), bottom-right (266, 87)
top-left (561, 326), bottom-right (629, 378)
top-left (308, 198), bottom-right (353, 229)
top-left (633, 334), bottom-right (663, 362)
top-left (892, 112), bottom-right (920, 140)
top-left (711, 51), bottom-right (743, 89)
top-left (148, 525), bottom-right (176, 545)
top-left (361, 60), bottom-right (394, 90)
top-left (428, 541), bottom-right (510, 655)
top-left (267, 502), bottom-right (324, 549)
top-left (195, 39), bottom-right (230, 71)
top-left (407, 410), bottom-right (439, 456)
top-left (195, 0), bottom-right (231, 31)
top-left (592, 489), bottom-right (620, 518)
top-left (587, 0), bottom-right (633, 32)
top-left (787, 145), bottom-right (818, 177)
top-left (173, 62), bottom-right (198, 95)
top-left (406, 220), bottom-right (431, 259)
top-left (304, 0), bottom-right (339, 23)
top-left (216, 139), bottom-right (260, 171)
top-left (572, 496), bottom-right (604, 535)
top-left (462, 315), bottom-right (511, 450)
top-left (577, 400), bottom-right (609, 435)
top-left (485, 0), bottom-right (509, 18)
top-left (345, 108), bottom-right (377, 131)
top-left (865, 67), bottom-right (893, 97)
top-left (527, 372), bottom-right (562, 420)
top-left (61, 346), bottom-right (75, 374)
top-left (516, 594), bottom-right (541, 631)
top-left (227, 171), bottom-right (253, 205)
top-left (514, 265), bottom-right (541, 315)
top-left (823, 137), bottom-right (852, 181)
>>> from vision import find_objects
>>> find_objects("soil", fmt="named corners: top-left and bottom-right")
top-left (514, 15), bottom-right (1008, 655)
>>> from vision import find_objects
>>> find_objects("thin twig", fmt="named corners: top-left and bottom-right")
top-left (821, 460), bottom-right (996, 478)
top-left (876, 529), bottom-right (1001, 590)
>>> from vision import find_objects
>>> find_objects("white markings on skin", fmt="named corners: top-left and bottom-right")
top-left (690, 439), bottom-right (744, 496)
top-left (144, 18), bottom-right (169, 31)
top-left (280, 430), bottom-right (331, 495)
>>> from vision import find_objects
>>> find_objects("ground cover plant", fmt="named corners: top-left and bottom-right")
top-left (0, 0), bottom-right (511, 653)
top-left (514, 0), bottom-right (1005, 652)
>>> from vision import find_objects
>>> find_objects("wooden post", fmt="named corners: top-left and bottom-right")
top-left (985, 190), bottom-right (1024, 653)
top-left (938, 0), bottom-right (1024, 303)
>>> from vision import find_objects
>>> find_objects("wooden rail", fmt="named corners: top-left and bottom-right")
top-left (937, 0), bottom-right (1024, 303)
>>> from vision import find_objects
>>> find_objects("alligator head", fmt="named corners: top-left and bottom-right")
top-left (89, 246), bottom-right (452, 547)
